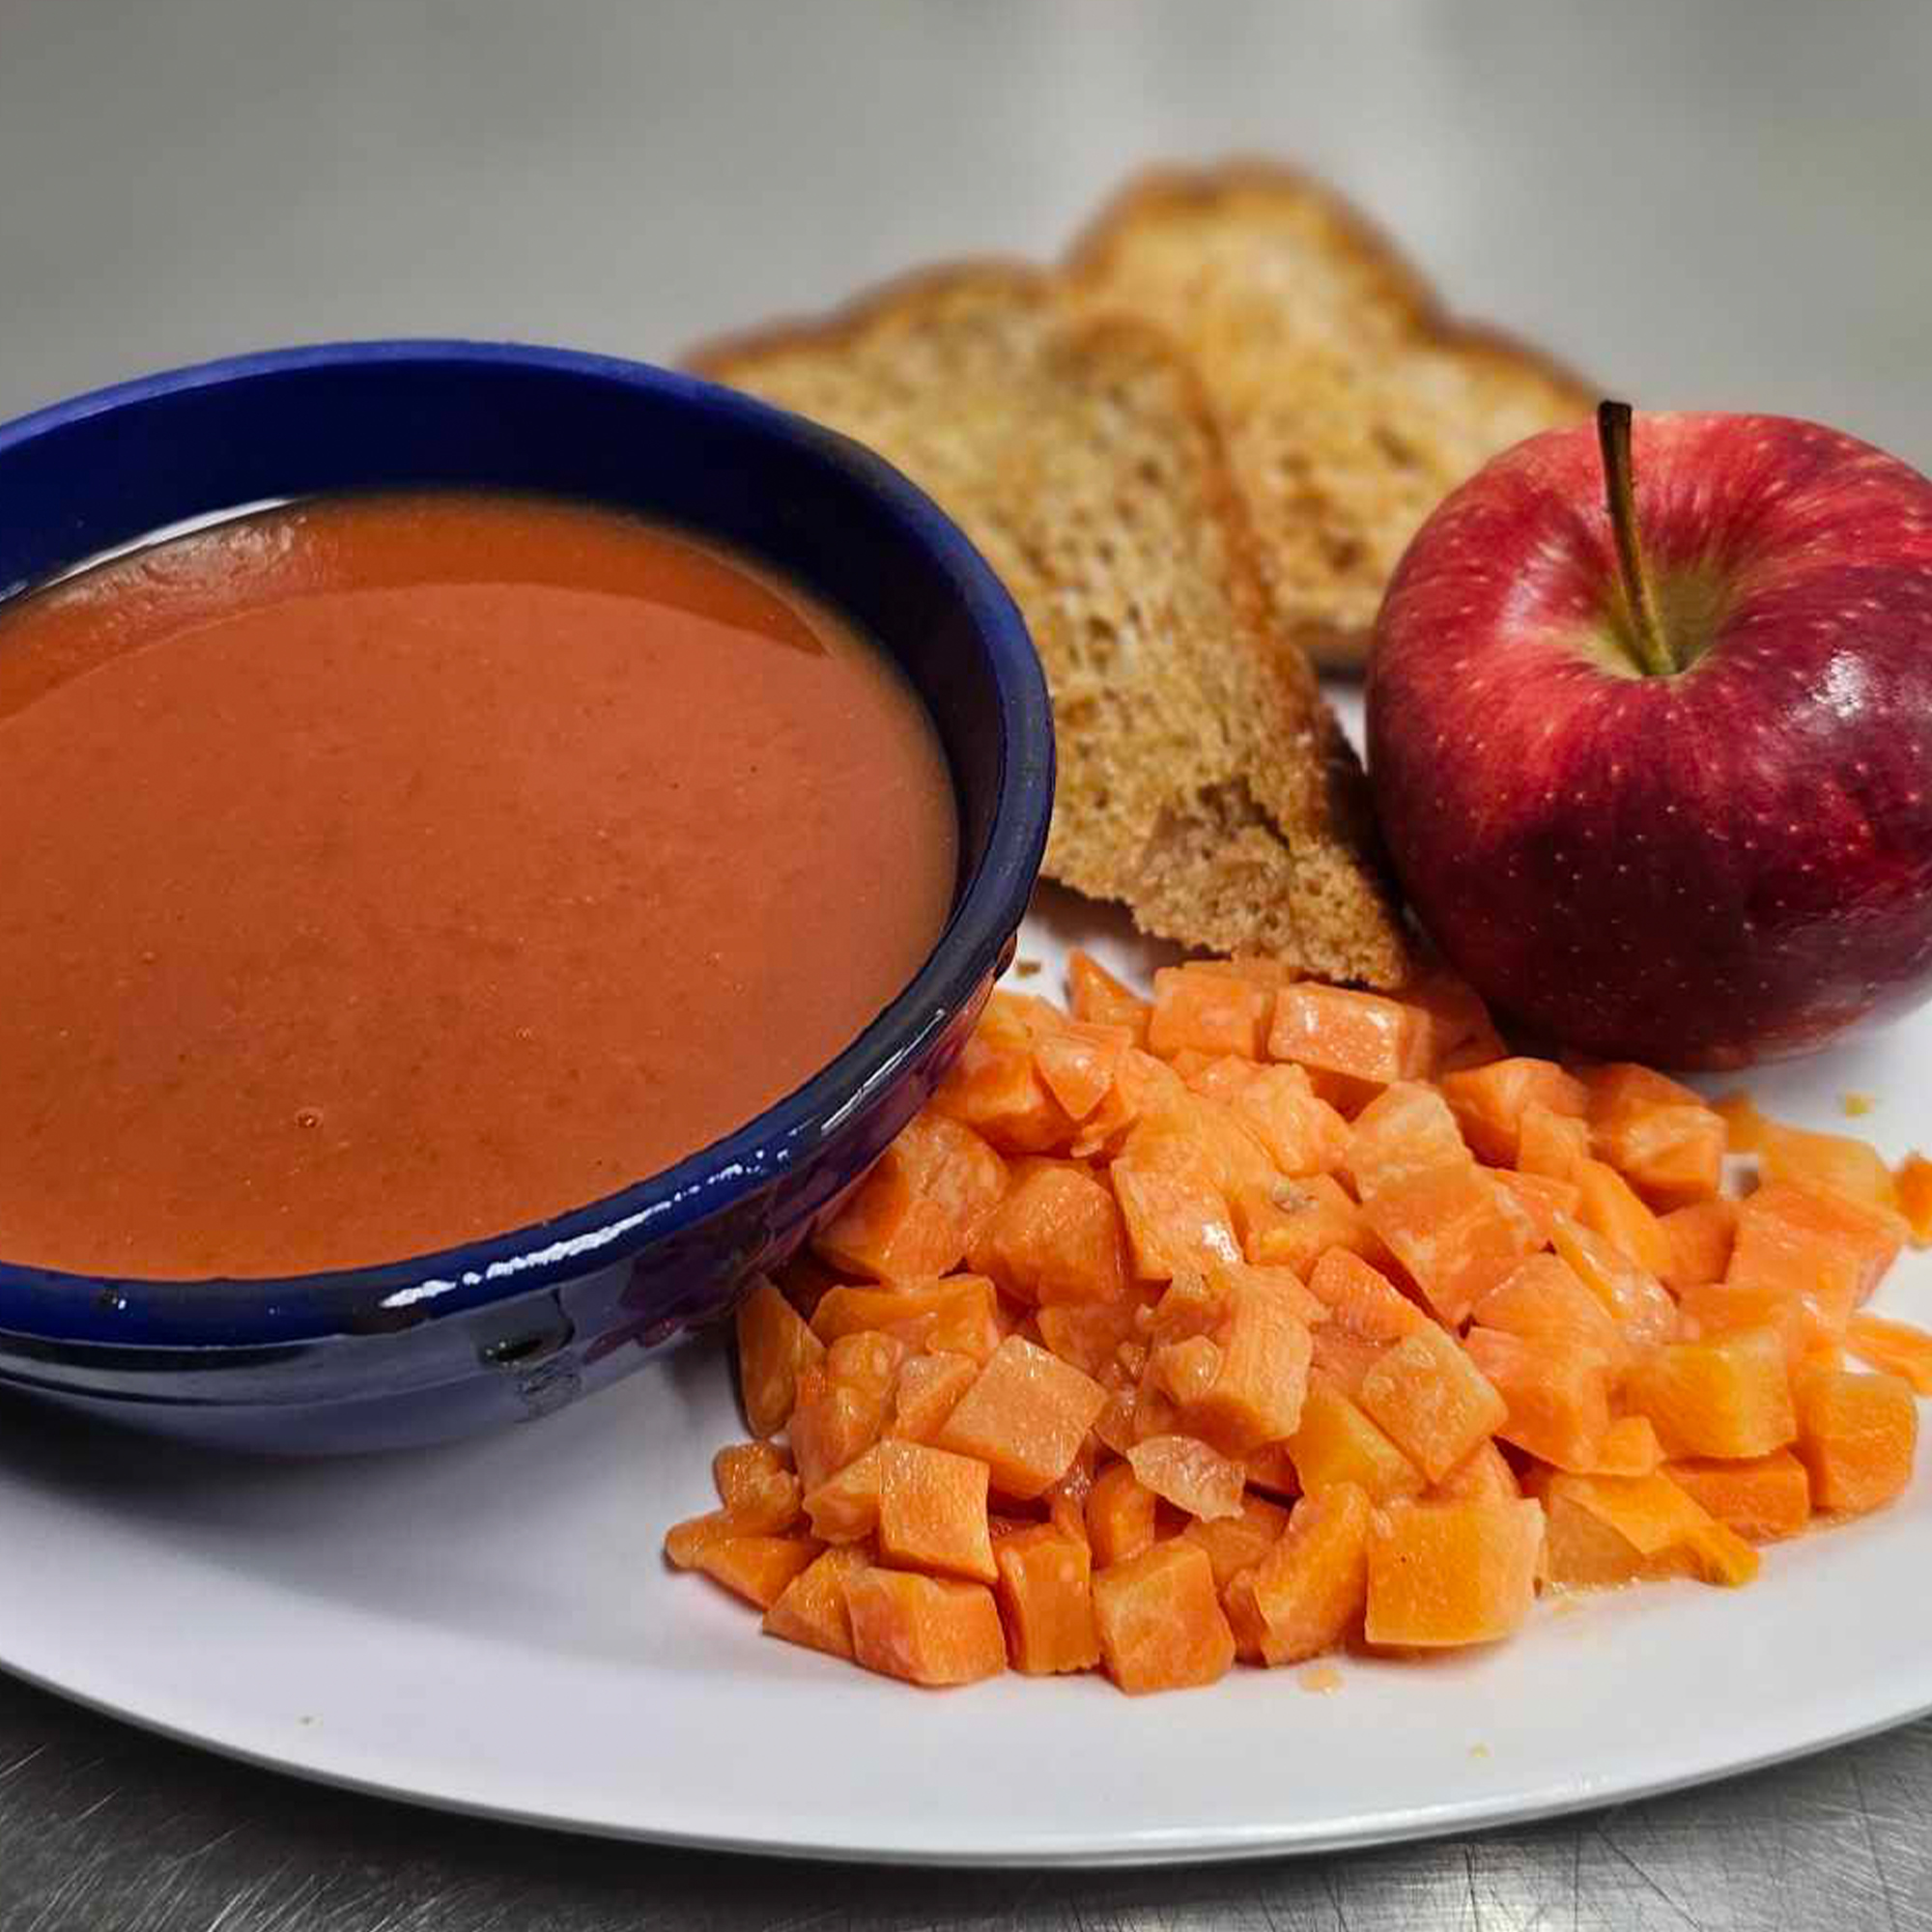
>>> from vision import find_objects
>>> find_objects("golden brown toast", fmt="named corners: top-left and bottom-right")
top-left (688, 265), bottom-right (1410, 984)
top-left (1068, 161), bottom-right (1595, 672)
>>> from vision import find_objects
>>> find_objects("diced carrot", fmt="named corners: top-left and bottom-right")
top-left (810, 1275), bottom-right (1002, 1361)
top-left (1675, 1278), bottom-right (1811, 1363)
top-left (1580, 1062), bottom-right (1704, 1119)
top-left (886, 1350), bottom-right (981, 1443)
top-left (970, 1160), bottom-right (1129, 1306)
top-left (1896, 1151), bottom-right (1932, 1246)
top-left (1726, 1181), bottom-right (1903, 1338)
top-left (1306, 1248), bottom-right (1431, 1342)
top-left (873, 1439), bottom-right (997, 1582)
top-left (1149, 963), bottom-right (1272, 1061)
top-left (1149, 1334), bottom-right (1223, 1408)
top-left (1364, 1498), bottom-right (1544, 1647)
top-left (1134, 1092), bottom-right (1282, 1201)
top-left (1440, 1058), bottom-right (1588, 1167)
top-left (1550, 1215), bottom-right (1679, 1349)
top-left (1111, 1158), bottom-right (1241, 1282)
top-left (1431, 1438), bottom-right (1521, 1503)
top-left (1587, 1068), bottom-right (1725, 1209)
top-left (1224, 1483), bottom-right (1372, 1664)
top-left (802, 1442), bottom-right (884, 1543)
top-left (1492, 1168), bottom-right (1579, 1244)
top-left (1179, 1492), bottom-right (1292, 1590)
top-left (1086, 1460), bottom-right (1159, 1566)
top-left (1539, 1485), bottom-right (1697, 1589)
top-left (1399, 969), bottom-right (1497, 1066)
top-left (1626, 1328), bottom-right (1797, 1460)
top-left (1845, 1312), bottom-right (1932, 1393)
top-left (1712, 1090), bottom-right (1770, 1153)
top-left (814, 1109), bottom-right (1009, 1279)
top-left (1530, 1469), bottom-right (1759, 1587)
top-left (1759, 1122), bottom-right (1902, 1220)
top-left (1345, 1082), bottom-right (1469, 1197)
top-left (712, 1440), bottom-right (803, 1532)
top-left (1093, 1542), bottom-right (1236, 1692)
top-left (1585, 1414), bottom-right (1663, 1477)
top-left (1035, 1295), bottom-right (1146, 1380)
top-left (1473, 1253), bottom-right (1631, 1372)
top-left (1270, 984), bottom-right (1436, 1086)
top-left (994, 1525), bottom-right (1101, 1673)
top-left (736, 1277), bottom-right (827, 1438)
top-left (1364, 1163), bottom-right (1537, 1326)
top-left (1575, 1159), bottom-right (1673, 1277)
top-left (843, 1568), bottom-right (1008, 1686)
top-left (693, 1535), bottom-right (824, 1610)
top-left (1066, 951), bottom-right (1152, 1045)
top-left (1517, 1104), bottom-right (1591, 1185)
top-left (1665, 1451), bottom-right (1811, 1543)
top-left (1288, 1373), bottom-right (1426, 1503)
top-left (1792, 1366), bottom-right (1918, 1516)
top-left (1034, 1021), bottom-right (1132, 1123)
top-left (1463, 1326), bottom-right (1611, 1472)
top-left (1659, 1198), bottom-right (1739, 1292)
top-left (1180, 1273), bottom-right (1314, 1452)
top-left (1127, 1434), bottom-right (1246, 1520)
top-left (663, 1508), bottom-right (742, 1571)
top-left (788, 1331), bottom-right (905, 1492)
top-left (1357, 1324), bottom-right (1508, 1484)
top-left (1309, 1325), bottom-right (1387, 1398)
top-left (762, 1544), bottom-right (871, 1660)
top-left (1191, 1060), bottom-right (1350, 1178)
top-left (929, 1021), bottom-right (1075, 1155)
top-left (936, 1336), bottom-right (1108, 1499)
top-left (1238, 1173), bottom-right (1397, 1278)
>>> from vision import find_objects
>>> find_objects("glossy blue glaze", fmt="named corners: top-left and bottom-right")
top-left (0, 342), bottom-right (1052, 1452)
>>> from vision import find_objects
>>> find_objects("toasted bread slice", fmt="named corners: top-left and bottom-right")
top-left (688, 266), bottom-right (1409, 983)
top-left (1068, 161), bottom-right (1594, 671)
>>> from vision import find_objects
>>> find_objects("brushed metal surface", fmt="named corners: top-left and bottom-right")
top-left (2, 0), bottom-right (1930, 1921)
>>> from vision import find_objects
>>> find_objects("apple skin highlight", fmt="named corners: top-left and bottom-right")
top-left (1367, 410), bottom-right (1932, 1070)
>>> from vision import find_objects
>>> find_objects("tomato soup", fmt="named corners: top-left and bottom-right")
top-left (0, 493), bottom-right (958, 1279)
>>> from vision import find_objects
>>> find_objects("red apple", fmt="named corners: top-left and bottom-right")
top-left (1367, 403), bottom-right (1932, 1069)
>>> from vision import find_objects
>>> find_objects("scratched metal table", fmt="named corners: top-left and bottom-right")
top-left (5, 0), bottom-right (1932, 1925)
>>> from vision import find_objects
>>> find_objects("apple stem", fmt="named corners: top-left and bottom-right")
top-left (1596, 400), bottom-right (1676, 677)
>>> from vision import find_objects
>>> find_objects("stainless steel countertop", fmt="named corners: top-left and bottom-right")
top-left (3, 0), bottom-right (1931, 1921)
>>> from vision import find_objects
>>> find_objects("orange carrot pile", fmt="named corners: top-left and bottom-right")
top-left (666, 954), bottom-right (1929, 1692)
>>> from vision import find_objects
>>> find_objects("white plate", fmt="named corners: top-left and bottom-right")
top-left (3, 879), bottom-right (1931, 1865)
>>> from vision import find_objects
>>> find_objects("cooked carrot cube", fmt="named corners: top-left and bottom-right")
top-left (1575, 1159), bottom-right (1673, 1277)
top-left (1309, 1325), bottom-right (1386, 1398)
top-left (1793, 1366), bottom-right (1918, 1516)
top-left (1665, 1451), bottom-right (1811, 1543)
top-left (886, 1350), bottom-right (981, 1443)
top-left (1726, 1181), bottom-right (1903, 1338)
top-left (1179, 1492), bottom-right (1291, 1589)
top-left (1181, 1273), bottom-right (1313, 1452)
top-left (1845, 1312), bottom-right (1932, 1393)
top-left (736, 1277), bottom-right (827, 1438)
top-left (1287, 1373), bottom-right (1426, 1503)
top-left (936, 1335), bottom-right (1107, 1499)
top-left (1431, 1438), bottom-right (1522, 1503)
top-left (1357, 1324), bottom-right (1508, 1484)
top-left (1627, 1328), bottom-right (1797, 1460)
top-left (810, 1275), bottom-right (1002, 1362)
top-left (762, 1544), bottom-right (871, 1660)
top-left (1491, 1168), bottom-right (1579, 1245)
top-left (843, 1569), bottom-right (1008, 1686)
top-left (1086, 1459), bottom-right (1159, 1566)
top-left (1712, 1090), bottom-right (1770, 1153)
top-left (1531, 1470), bottom-right (1758, 1587)
top-left (1364, 1498), bottom-right (1544, 1647)
top-left (802, 1442), bottom-right (884, 1543)
top-left (1034, 1297), bottom-right (1144, 1380)
top-left (814, 1109), bottom-right (1009, 1280)
top-left (970, 1160), bottom-right (1128, 1306)
top-left (1149, 963), bottom-right (1272, 1061)
top-left (1364, 1163), bottom-right (1536, 1326)
top-left (1581, 1061), bottom-right (1704, 1120)
top-left (1307, 1248), bottom-right (1431, 1342)
top-left (1539, 1486), bottom-right (1697, 1588)
top-left (1440, 1058), bottom-right (1588, 1167)
top-left (693, 1535), bottom-right (824, 1610)
top-left (994, 1525), bottom-right (1100, 1673)
top-left (1675, 1278), bottom-right (1810, 1362)
top-left (1473, 1253), bottom-right (1630, 1371)
top-left (1111, 1160), bottom-right (1241, 1281)
top-left (1585, 1066), bottom-right (1724, 1208)
top-left (788, 1330), bottom-right (904, 1492)
top-left (1135, 1093), bottom-right (1282, 1201)
top-left (1093, 1542), bottom-right (1236, 1692)
top-left (1759, 1122), bottom-right (1902, 1219)
top-left (1149, 1333), bottom-right (1223, 1407)
top-left (1585, 1414), bottom-right (1663, 1477)
top-left (1549, 1215), bottom-right (1679, 1348)
top-left (1895, 1151), bottom-right (1932, 1245)
top-left (1659, 1198), bottom-right (1739, 1292)
top-left (1345, 1082), bottom-right (1469, 1196)
top-left (1224, 1483), bottom-right (1372, 1664)
top-left (711, 1440), bottom-right (803, 1532)
top-left (1127, 1434), bottom-right (1246, 1520)
top-left (663, 1508), bottom-right (741, 1570)
top-left (1191, 1060), bottom-right (1350, 1178)
top-left (874, 1439), bottom-right (997, 1582)
top-left (929, 1023), bottom-right (1073, 1155)
top-left (1270, 983), bottom-right (1435, 1086)
top-left (1066, 950), bottom-right (1151, 1045)
top-left (1238, 1172), bottom-right (1395, 1278)
top-left (1463, 1326), bottom-right (1611, 1472)
top-left (1033, 1021), bottom-right (1132, 1123)
top-left (1516, 1101), bottom-right (1592, 1184)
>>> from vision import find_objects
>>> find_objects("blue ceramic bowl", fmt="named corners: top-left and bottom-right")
top-left (0, 341), bottom-right (1052, 1453)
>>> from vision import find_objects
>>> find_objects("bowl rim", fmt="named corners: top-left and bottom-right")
top-left (0, 338), bottom-right (1053, 1348)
